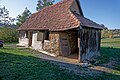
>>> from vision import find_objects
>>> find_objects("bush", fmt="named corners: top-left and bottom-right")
top-left (0, 27), bottom-right (18, 43)
top-left (101, 29), bottom-right (113, 38)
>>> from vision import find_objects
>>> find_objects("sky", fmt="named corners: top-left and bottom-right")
top-left (0, 0), bottom-right (120, 29)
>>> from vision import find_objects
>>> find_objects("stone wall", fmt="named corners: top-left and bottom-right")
top-left (18, 31), bottom-right (29, 47)
top-left (43, 32), bottom-right (60, 56)
top-left (32, 31), bottom-right (43, 50)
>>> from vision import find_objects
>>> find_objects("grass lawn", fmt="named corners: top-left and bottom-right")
top-left (0, 38), bottom-right (120, 80)
top-left (99, 38), bottom-right (120, 75)
top-left (0, 46), bottom-right (83, 80)
top-left (101, 38), bottom-right (120, 48)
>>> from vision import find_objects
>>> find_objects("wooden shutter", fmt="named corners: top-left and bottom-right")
top-left (37, 32), bottom-right (44, 41)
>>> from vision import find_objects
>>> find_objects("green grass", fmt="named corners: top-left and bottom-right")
top-left (100, 38), bottom-right (120, 64)
top-left (101, 38), bottom-right (120, 48)
top-left (99, 38), bottom-right (120, 78)
top-left (0, 38), bottom-right (120, 80)
top-left (100, 47), bottom-right (120, 68)
top-left (0, 46), bottom-right (82, 80)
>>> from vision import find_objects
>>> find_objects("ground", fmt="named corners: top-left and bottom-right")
top-left (0, 38), bottom-right (120, 80)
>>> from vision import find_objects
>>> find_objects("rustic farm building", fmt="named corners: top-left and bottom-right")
top-left (17, 0), bottom-right (105, 62)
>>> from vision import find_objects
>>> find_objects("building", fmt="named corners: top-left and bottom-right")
top-left (17, 0), bottom-right (105, 63)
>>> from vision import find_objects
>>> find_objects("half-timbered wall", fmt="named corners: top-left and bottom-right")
top-left (79, 28), bottom-right (101, 62)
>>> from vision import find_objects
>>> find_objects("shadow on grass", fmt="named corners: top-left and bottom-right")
top-left (0, 51), bottom-right (85, 80)
top-left (0, 50), bottom-right (120, 80)
top-left (98, 47), bottom-right (120, 70)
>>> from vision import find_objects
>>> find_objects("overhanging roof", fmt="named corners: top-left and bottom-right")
top-left (18, 0), bottom-right (105, 31)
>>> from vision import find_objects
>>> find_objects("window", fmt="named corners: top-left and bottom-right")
top-left (37, 31), bottom-right (49, 41)
top-left (37, 32), bottom-right (44, 41)
top-left (20, 31), bottom-right (25, 38)
top-left (44, 31), bottom-right (49, 40)
top-left (26, 31), bottom-right (28, 38)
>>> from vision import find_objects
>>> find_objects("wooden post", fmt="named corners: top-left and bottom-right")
top-left (99, 30), bottom-right (101, 51)
top-left (78, 26), bottom-right (82, 63)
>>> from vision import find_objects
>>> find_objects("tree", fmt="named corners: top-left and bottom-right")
top-left (16, 8), bottom-right (31, 27)
top-left (9, 17), bottom-right (16, 25)
top-left (0, 6), bottom-right (15, 26)
top-left (0, 27), bottom-right (18, 42)
top-left (101, 29), bottom-right (113, 38)
top-left (108, 30), bottom-right (113, 38)
top-left (36, 0), bottom-right (54, 11)
top-left (0, 6), bottom-right (9, 25)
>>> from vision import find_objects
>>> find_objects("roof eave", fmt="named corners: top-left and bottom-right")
top-left (80, 24), bottom-right (106, 30)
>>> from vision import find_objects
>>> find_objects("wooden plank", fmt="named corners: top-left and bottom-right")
top-left (37, 32), bottom-right (44, 41)
top-left (78, 28), bottom-right (101, 63)
top-left (29, 31), bottom-right (33, 46)
top-left (78, 29), bottom-right (82, 62)
top-left (60, 32), bottom-right (70, 56)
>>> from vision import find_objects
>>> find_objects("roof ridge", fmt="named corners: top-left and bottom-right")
top-left (33, 0), bottom-right (74, 15)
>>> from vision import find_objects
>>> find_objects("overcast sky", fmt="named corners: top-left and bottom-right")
top-left (0, 0), bottom-right (120, 29)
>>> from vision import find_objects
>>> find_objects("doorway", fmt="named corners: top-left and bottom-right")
top-left (60, 32), bottom-right (70, 56)
top-left (29, 32), bottom-right (33, 46)
top-left (60, 30), bottom-right (79, 57)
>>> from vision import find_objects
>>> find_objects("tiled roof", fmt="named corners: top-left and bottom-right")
top-left (73, 13), bottom-right (105, 29)
top-left (18, 0), bottom-right (105, 31)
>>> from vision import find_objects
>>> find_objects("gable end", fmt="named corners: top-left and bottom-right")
top-left (70, 0), bottom-right (84, 16)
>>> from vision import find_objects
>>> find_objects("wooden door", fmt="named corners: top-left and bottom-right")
top-left (29, 32), bottom-right (33, 46)
top-left (60, 33), bottom-right (70, 56)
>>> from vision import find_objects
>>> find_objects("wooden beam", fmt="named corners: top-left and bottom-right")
top-left (78, 26), bottom-right (82, 62)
